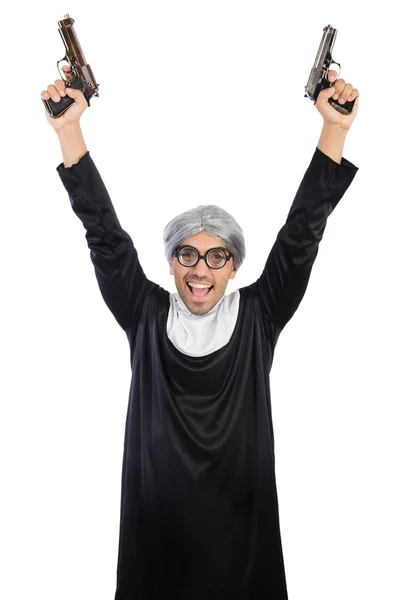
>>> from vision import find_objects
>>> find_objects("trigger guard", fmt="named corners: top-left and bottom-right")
top-left (57, 58), bottom-right (73, 82)
top-left (328, 60), bottom-right (341, 81)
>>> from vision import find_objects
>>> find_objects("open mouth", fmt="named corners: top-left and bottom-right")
top-left (187, 283), bottom-right (214, 299)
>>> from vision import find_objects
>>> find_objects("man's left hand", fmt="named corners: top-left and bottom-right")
top-left (315, 70), bottom-right (359, 130)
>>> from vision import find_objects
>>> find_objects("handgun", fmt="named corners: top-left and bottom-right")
top-left (304, 24), bottom-right (355, 115)
top-left (42, 14), bottom-right (99, 118)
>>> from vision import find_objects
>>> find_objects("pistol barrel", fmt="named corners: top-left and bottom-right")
top-left (304, 24), bottom-right (355, 115)
top-left (304, 24), bottom-right (337, 101)
top-left (58, 14), bottom-right (99, 97)
top-left (313, 25), bottom-right (337, 70)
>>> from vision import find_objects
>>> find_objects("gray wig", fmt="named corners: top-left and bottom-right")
top-left (163, 205), bottom-right (246, 270)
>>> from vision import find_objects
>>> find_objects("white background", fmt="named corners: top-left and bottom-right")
top-left (1, 1), bottom-right (396, 599)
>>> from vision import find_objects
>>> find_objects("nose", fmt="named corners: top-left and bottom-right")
top-left (189, 257), bottom-right (213, 279)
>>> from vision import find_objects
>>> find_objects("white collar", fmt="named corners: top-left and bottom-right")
top-left (166, 290), bottom-right (240, 357)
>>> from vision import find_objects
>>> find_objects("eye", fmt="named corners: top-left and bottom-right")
top-left (208, 249), bottom-right (226, 267)
top-left (178, 247), bottom-right (198, 264)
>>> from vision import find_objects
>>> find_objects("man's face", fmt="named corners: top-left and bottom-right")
top-left (170, 232), bottom-right (237, 315)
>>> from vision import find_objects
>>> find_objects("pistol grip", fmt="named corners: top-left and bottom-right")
top-left (42, 76), bottom-right (93, 118)
top-left (324, 80), bottom-right (356, 115)
top-left (328, 95), bottom-right (356, 115)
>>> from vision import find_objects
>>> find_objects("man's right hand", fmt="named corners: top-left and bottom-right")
top-left (41, 65), bottom-right (88, 132)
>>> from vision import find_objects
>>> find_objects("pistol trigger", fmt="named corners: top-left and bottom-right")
top-left (57, 57), bottom-right (72, 82)
top-left (329, 60), bottom-right (341, 81)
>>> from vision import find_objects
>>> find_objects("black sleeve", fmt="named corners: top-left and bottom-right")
top-left (56, 152), bottom-right (157, 331)
top-left (246, 147), bottom-right (359, 331)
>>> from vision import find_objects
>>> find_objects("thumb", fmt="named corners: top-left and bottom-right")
top-left (64, 86), bottom-right (85, 102)
top-left (320, 85), bottom-right (336, 100)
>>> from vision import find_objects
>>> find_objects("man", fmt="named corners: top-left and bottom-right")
top-left (41, 65), bottom-right (359, 599)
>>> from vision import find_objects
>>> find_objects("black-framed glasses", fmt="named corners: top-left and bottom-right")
top-left (174, 245), bottom-right (233, 269)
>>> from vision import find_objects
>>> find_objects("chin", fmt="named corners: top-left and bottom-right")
top-left (180, 290), bottom-right (219, 315)
top-left (187, 303), bottom-right (214, 316)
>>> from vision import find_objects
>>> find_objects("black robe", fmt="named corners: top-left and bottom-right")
top-left (57, 148), bottom-right (358, 599)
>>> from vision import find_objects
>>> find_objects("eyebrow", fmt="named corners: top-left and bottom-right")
top-left (180, 245), bottom-right (228, 251)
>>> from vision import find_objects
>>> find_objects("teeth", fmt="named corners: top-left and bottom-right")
top-left (188, 283), bottom-right (211, 288)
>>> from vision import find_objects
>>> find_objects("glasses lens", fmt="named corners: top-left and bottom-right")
top-left (178, 247), bottom-right (198, 266)
top-left (207, 249), bottom-right (227, 268)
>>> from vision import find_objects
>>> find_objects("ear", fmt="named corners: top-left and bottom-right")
top-left (229, 259), bottom-right (237, 280)
top-left (170, 259), bottom-right (176, 276)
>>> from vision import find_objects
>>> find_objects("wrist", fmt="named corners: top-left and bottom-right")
top-left (56, 123), bottom-right (83, 139)
top-left (317, 123), bottom-right (348, 164)
top-left (57, 124), bottom-right (88, 168)
top-left (322, 120), bottom-right (351, 134)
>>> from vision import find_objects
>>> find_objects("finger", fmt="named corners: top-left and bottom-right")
top-left (347, 88), bottom-right (359, 102)
top-left (349, 95), bottom-right (359, 119)
top-left (61, 65), bottom-right (74, 81)
top-left (332, 78), bottom-right (346, 100)
top-left (328, 70), bottom-right (338, 83)
top-left (338, 83), bottom-right (353, 105)
top-left (54, 78), bottom-right (67, 97)
top-left (46, 83), bottom-right (62, 102)
top-left (41, 89), bottom-right (50, 101)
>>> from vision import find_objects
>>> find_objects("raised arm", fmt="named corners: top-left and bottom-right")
top-left (56, 137), bottom-right (154, 331)
top-left (250, 144), bottom-right (358, 330)
top-left (248, 71), bottom-right (359, 332)
top-left (42, 70), bottom-right (155, 332)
